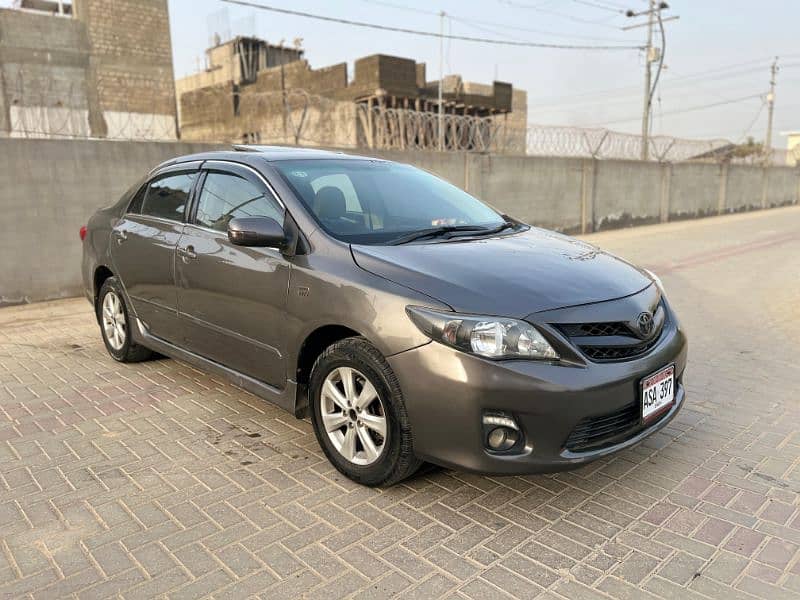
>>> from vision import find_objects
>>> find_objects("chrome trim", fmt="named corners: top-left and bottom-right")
top-left (120, 213), bottom-right (186, 227)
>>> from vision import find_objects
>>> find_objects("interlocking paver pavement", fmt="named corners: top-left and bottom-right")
top-left (2, 206), bottom-right (800, 599)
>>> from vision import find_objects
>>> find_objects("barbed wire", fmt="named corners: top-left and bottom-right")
top-left (4, 71), bottom-right (798, 167)
top-left (523, 124), bottom-right (796, 165)
top-left (4, 68), bottom-right (175, 140)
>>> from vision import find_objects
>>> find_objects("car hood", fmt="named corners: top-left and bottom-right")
top-left (351, 228), bottom-right (652, 317)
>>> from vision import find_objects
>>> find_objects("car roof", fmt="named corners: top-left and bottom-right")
top-left (151, 146), bottom-right (386, 175)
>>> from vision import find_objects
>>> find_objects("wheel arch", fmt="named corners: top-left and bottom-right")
top-left (93, 265), bottom-right (115, 320)
top-left (294, 324), bottom-right (363, 417)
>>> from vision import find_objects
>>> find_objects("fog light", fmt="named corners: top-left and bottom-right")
top-left (487, 427), bottom-right (518, 451)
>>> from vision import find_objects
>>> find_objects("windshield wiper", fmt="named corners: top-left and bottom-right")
top-left (473, 221), bottom-right (517, 236)
top-left (388, 225), bottom-right (491, 245)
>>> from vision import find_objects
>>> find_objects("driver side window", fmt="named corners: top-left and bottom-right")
top-left (195, 172), bottom-right (283, 233)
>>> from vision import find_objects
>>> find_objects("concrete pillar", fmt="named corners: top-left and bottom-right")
top-left (463, 152), bottom-right (471, 194)
top-left (477, 153), bottom-right (490, 201)
top-left (580, 158), bottom-right (596, 234)
top-left (659, 162), bottom-right (671, 223)
top-left (717, 162), bottom-right (729, 215)
top-left (0, 69), bottom-right (10, 136)
top-left (366, 98), bottom-right (374, 149)
top-left (796, 167), bottom-right (800, 206)
top-left (760, 166), bottom-right (769, 209)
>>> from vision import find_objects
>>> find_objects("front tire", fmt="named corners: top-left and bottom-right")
top-left (309, 337), bottom-right (421, 487)
top-left (97, 277), bottom-right (152, 363)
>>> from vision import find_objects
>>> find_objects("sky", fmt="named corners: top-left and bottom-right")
top-left (5, 0), bottom-right (799, 145)
top-left (163, 0), bottom-right (800, 145)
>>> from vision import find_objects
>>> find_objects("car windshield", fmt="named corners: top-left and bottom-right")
top-left (274, 159), bottom-right (506, 244)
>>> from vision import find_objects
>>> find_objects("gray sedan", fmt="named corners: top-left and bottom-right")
top-left (81, 146), bottom-right (687, 486)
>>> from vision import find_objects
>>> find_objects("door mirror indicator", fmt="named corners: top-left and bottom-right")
top-left (227, 217), bottom-right (287, 249)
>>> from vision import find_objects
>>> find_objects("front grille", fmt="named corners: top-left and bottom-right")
top-left (555, 303), bottom-right (666, 363)
top-left (580, 336), bottom-right (661, 361)
top-left (559, 322), bottom-right (630, 337)
top-left (565, 402), bottom-right (640, 451)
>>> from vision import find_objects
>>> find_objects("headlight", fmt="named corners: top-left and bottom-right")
top-left (406, 306), bottom-right (558, 360)
top-left (643, 268), bottom-right (664, 292)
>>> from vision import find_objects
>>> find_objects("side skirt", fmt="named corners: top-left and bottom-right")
top-left (132, 318), bottom-right (299, 415)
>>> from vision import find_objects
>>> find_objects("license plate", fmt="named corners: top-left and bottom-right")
top-left (641, 364), bottom-right (675, 422)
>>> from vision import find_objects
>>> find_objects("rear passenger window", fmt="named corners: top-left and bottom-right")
top-left (139, 172), bottom-right (195, 221)
top-left (127, 184), bottom-right (146, 214)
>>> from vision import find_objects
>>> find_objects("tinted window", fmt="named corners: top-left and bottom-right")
top-left (275, 160), bottom-right (503, 244)
top-left (195, 172), bottom-right (283, 232)
top-left (310, 174), bottom-right (362, 213)
top-left (140, 173), bottom-right (195, 221)
top-left (126, 184), bottom-right (147, 214)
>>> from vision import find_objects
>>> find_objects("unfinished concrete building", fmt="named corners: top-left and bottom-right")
top-left (177, 36), bottom-right (525, 152)
top-left (0, 0), bottom-right (177, 139)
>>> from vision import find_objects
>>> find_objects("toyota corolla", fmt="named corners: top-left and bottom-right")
top-left (81, 146), bottom-right (687, 486)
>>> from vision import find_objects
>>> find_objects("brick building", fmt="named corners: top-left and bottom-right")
top-left (177, 36), bottom-right (525, 152)
top-left (0, 0), bottom-right (177, 139)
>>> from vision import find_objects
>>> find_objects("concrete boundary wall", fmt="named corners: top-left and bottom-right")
top-left (1, 139), bottom-right (798, 305)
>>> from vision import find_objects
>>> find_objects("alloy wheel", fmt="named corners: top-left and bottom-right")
top-left (102, 291), bottom-right (126, 351)
top-left (320, 367), bottom-right (387, 465)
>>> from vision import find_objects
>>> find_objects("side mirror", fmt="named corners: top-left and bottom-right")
top-left (227, 216), bottom-right (286, 249)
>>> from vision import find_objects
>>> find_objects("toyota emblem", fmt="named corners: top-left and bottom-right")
top-left (637, 311), bottom-right (654, 337)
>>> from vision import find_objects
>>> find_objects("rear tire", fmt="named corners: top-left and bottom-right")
top-left (309, 337), bottom-right (422, 487)
top-left (97, 277), bottom-right (153, 363)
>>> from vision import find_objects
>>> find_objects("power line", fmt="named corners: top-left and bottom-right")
top-left (737, 99), bottom-right (766, 142)
top-left (593, 93), bottom-right (763, 126)
top-left (569, 0), bottom-right (625, 14)
top-left (353, 0), bottom-right (439, 16)
top-left (587, 0), bottom-right (630, 9)
top-left (530, 58), bottom-right (798, 122)
top-left (527, 57), bottom-right (785, 108)
top-left (448, 15), bottom-right (636, 43)
top-left (496, 0), bottom-right (624, 29)
top-left (354, 0), bottom-right (637, 42)
top-left (220, 0), bottom-right (643, 50)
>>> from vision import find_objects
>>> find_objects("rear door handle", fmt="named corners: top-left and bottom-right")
top-left (113, 230), bottom-right (128, 244)
top-left (178, 245), bottom-right (197, 260)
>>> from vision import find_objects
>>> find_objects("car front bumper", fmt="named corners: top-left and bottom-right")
top-left (387, 314), bottom-right (688, 475)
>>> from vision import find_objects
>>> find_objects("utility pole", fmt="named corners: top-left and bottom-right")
top-left (438, 11), bottom-right (445, 152)
top-left (640, 0), bottom-right (655, 161)
top-left (764, 57), bottom-right (779, 163)
top-left (625, 2), bottom-right (675, 161)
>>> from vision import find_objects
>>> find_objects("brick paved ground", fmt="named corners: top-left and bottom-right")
top-left (1, 206), bottom-right (800, 599)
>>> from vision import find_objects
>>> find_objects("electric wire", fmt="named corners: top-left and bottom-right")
top-left (496, 0), bottom-right (623, 29)
top-left (354, 0), bottom-right (635, 42)
top-left (736, 100), bottom-right (766, 143)
top-left (221, 0), bottom-right (643, 50)
top-left (528, 60), bottom-right (789, 109)
top-left (592, 93), bottom-right (763, 127)
top-left (569, 0), bottom-right (625, 14)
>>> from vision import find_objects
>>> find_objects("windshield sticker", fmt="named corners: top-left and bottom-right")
top-left (291, 171), bottom-right (308, 178)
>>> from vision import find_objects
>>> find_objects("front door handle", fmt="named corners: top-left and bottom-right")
top-left (113, 230), bottom-right (128, 244)
top-left (178, 245), bottom-right (197, 261)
